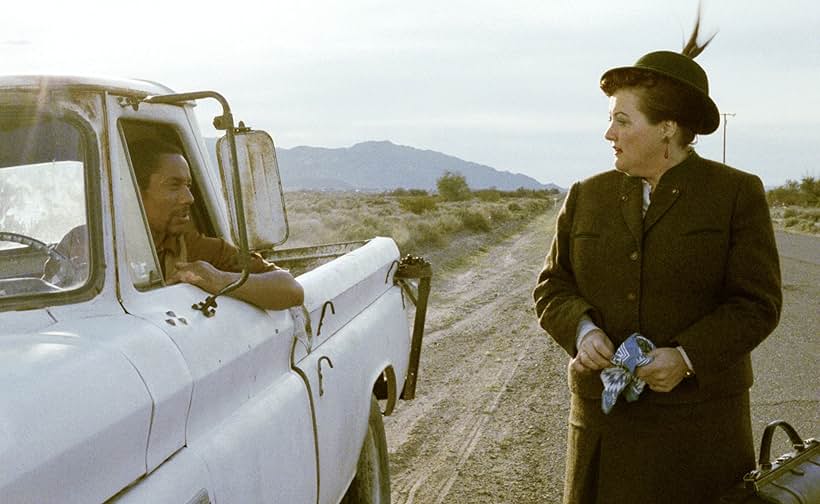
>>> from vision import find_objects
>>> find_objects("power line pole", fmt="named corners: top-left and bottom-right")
top-left (721, 112), bottom-right (736, 164)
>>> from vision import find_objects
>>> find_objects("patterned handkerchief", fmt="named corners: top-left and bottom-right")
top-left (600, 333), bottom-right (655, 414)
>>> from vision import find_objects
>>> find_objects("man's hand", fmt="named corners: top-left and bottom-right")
top-left (635, 348), bottom-right (689, 392)
top-left (169, 260), bottom-right (228, 294)
top-left (169, 260), bottom-right (304, 311)
top-left (571, 329), bottom-right (615, 373)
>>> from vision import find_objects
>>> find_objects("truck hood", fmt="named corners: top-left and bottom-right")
top-left (0, 329), bottom-right (152, 503)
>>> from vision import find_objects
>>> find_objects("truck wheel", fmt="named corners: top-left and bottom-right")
top-left (341, 395), bottom-right (391, 504)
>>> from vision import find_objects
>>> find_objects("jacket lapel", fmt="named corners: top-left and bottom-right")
top-left (620, 175), bottom-right (643, 243)
top-left (643, 184), bottom-right (682, 232)
top-left (643, 153), bottom-right (698, 232)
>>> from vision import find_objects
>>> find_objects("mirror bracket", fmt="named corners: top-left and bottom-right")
top-left (212, 112), bottom-right (234, 131)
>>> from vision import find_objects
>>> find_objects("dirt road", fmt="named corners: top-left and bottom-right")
top-left (385, 210), bottom-right (819, 504)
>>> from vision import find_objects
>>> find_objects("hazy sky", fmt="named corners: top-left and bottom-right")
top-left (3, 0), bottom-right (817, 187)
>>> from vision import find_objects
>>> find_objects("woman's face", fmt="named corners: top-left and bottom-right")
top-left (604, 88), bottom-right (667, 180)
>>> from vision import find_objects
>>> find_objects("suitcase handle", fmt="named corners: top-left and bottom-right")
top-left (758, 420), bottom-right (806, 470)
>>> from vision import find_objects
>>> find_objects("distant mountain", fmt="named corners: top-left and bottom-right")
top-left (206, 138), bottom-right (560, 192)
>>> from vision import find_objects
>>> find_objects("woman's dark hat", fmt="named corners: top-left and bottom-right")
top-left (601, 51), bottom-right (720, 134)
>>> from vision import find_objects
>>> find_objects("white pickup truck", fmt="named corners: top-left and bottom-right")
top-left (0, 76), bottom-right (431, 504)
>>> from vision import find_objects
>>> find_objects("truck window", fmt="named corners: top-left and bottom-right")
top-left (0, 116), bottom-right (91, 299)
top-left (119, 121), bottom-right (209, 290)
top-left (119, 138), bottom-right (164, 291)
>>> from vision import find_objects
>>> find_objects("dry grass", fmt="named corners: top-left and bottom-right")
top-left (770, 206), bottom-right (820, 235)
top-left (282, 191), bottom-right (556, 256)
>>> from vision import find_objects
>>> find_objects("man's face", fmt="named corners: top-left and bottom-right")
top-left (141, 153), bottom-right (194, 239)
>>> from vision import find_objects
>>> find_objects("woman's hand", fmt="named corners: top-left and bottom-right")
top-left (635, 348), bottom-right (689, 392)
top-left (571, 329), bottom-right (615, 373)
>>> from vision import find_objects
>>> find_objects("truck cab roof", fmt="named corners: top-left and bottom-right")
top-left (0, 74), bottom-right (175, 97)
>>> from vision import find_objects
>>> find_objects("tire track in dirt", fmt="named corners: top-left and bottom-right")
top-left (402, 341), bottom-right (530, 504)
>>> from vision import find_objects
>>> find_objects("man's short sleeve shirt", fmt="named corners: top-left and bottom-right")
top-left (160, 231), bottom-right (277, 277)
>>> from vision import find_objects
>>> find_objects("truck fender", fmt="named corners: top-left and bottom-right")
top-left (373, 366), bottom-right (398, 417)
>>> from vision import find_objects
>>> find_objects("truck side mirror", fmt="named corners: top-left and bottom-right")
top-left (217, 130), bottom-right (289, 250)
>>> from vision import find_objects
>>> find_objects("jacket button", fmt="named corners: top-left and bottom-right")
top-left (629, 251), bottom-right (639, 261)
top-left (621, 195), bottom-right (628, 201)
top-left (627, 292), bottom-right (637, 301)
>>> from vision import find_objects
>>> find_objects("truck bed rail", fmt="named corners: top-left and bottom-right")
top-left (265, 240), bottom-right (370, 275)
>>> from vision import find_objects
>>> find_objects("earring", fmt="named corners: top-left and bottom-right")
top-left (663, 139), bottom-right (670, 160)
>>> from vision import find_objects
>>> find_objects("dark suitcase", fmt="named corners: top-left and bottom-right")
top-left (726, 420), bottom-right (820, 504)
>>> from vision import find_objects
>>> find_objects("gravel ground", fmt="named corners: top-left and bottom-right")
top-left (384, 212), bottom-right (819, 504)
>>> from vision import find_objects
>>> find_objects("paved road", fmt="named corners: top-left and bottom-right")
top-left (750, 231), bottom-right (820, 443)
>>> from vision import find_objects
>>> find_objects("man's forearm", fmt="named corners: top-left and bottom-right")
top-left (171, 260), bottom-right (304, 310)
top-left (219, 269), bottom-right (304, 310)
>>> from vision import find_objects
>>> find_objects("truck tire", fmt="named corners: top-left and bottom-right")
top-left (341, 395), bottom-right (391, 504)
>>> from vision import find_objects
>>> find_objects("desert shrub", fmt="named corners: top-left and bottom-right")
top-left (360, 215), bottom-right (389, 233)
top-left (777, 207), bottom-right (820, 234)
top-left (433, 213), bottom-right (462, 233)
top-left (312, 198), bottom-right (335, 213)
top-left (522, 199), bottom-right (552, 215)
top-left (282, 188), bottom-right (562, 253)
top-left (412, 221), bottom-right (445, 247)
top-left (340, 198), bottom-right (362, 210)
top-left (339, 222), bottom-right (380, 241)
top-left (389, 226), bottom-right (414, 252)
top-left (475, 188), bottom-right (502, 202)
top-left (768, 176), bottom-right (820, 207)
top-left (324, 213), bottom-right (352, 231)
top-left (504, 187), bottom-right (558, 199)
top-left (390, 188), bottom-right (427, 196)
top-left (368, 196), bottom-right (389, 205)
top-left (437, 171), bottom-right (472, 201)
top-left (399, 195), bottom-right (437, 214)
top-left (489, 206), bottom-right (512, 223)
top-left (458, 209), bottom-right (491, 232)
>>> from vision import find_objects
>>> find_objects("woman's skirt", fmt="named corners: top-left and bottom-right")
top-left (563, 392), bottom-right (755, 504)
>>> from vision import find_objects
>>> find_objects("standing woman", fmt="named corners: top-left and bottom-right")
top-left (532, 15), bottom-right (782, 504)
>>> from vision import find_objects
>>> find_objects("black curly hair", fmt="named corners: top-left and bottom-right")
top-left (128, 137), bottom-right (186, 191)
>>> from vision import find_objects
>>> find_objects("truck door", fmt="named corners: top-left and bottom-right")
top-left (104, 94), bottom-right (317, 503)
top-left (293, 239), bottom-right (410, 504)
